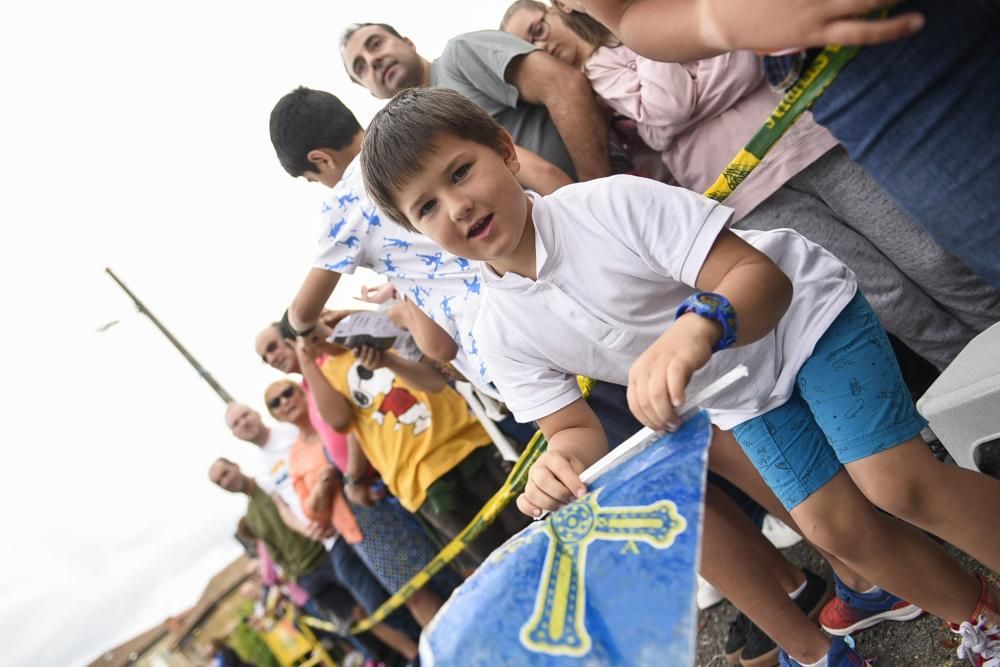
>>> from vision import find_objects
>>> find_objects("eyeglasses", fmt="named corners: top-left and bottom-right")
top-left (266, 386), bottom-right (296, 410)
top-left (528, 15), bottom-right (550, 44)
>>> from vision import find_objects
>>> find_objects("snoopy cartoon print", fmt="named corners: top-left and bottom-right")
top-left (348, 361), bottom-right (432, 435)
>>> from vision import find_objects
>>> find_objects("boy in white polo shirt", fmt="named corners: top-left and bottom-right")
top-left (359, 87), bottom-right (1000, 667)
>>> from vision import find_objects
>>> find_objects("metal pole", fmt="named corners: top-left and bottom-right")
top-left (105, 267), bottom-right (234, 404)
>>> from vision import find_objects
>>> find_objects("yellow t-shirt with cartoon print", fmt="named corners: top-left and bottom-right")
top-left (319, 352), bottom-right (491, 512)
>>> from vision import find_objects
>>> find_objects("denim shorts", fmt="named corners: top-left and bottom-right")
top-left (731, 292), bottom-right (927, 510)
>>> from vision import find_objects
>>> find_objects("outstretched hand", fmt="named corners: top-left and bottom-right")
top-left (355, 283), bottom-right (397, 305)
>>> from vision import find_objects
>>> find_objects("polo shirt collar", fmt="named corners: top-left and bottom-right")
top-left (479, 191), bottom-right (552, 291)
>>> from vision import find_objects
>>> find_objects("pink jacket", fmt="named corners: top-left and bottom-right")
top-left (585, 46), bottom-right (838, 220)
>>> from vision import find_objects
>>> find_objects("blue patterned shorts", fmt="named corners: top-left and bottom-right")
top-left (731, 292), bottom-right (927, 510)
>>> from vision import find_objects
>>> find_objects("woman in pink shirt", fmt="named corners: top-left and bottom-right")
top-left (501, 0), bottom-right (1000, 371)
top-left (265, 378), bottom-right (452, 628)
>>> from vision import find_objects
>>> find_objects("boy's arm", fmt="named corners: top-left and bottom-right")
top-left (516, 398), bottom-right (609, 517)
top-left (507, 50), bottom-right (611, 181)
top-left (583, 0), bottom-right (924, 63)
top-left (514, 144), bottom-right (574, 195)
top-left (294, 340), bottom-right (356, 433)
top-left (355, 347), bottom-right (449, 393)
top-left (289, 268), bottom-right (340, 335)
top-left (627, 229), bottom-right (792, 431)
top-left (386, 300), bottom-right (459, 362)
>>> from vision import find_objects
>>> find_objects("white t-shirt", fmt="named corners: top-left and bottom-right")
top-left (254, 422), bottom-right (309, 525)
top-left (313, 157), bottom-right (495, 393)
top-left (474, 176), bottom-right (857, 429)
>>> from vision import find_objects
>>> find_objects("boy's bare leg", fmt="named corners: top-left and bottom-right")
top-left (701, 484), bottom-right (830, 663)
top-left (405, 587), bottom-right (443, 627)
top-left (708, 428), bottom-right (875, 591)
top-left (847, 437), bottom-right (1000, 573)
top-left (790, 468), bottom-right (981, 625)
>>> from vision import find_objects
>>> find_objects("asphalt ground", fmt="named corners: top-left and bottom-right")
top-left (694, 443), bottom-right (1000, 667)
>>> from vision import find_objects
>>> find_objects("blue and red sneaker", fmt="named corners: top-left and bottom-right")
top-left (778, 636), bottom-right (870, 666)
top-left (820, 574), bottom-right (923, 636)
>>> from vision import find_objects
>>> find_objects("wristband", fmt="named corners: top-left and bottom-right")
top-left (279, 309), bottom-right (316, 341)
top-left (675, 292), bottom-right (738, 352)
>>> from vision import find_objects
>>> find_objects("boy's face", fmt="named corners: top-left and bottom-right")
top-left (395, 132), bottom-right (529, 268)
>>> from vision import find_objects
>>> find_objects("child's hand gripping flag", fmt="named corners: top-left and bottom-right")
top-left (420, 409), bottom-right (714, 666)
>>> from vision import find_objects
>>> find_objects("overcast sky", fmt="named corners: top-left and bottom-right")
top-left (0, 1), bottom-right (514, 663)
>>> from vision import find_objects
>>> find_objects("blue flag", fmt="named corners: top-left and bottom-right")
top-left (421, 410), bottom-right (712, 666)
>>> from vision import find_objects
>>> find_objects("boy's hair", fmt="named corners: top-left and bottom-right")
top-left (269, 86), bottom-right (362, 178)
top-left (361, 87), bottom-right (508, 231)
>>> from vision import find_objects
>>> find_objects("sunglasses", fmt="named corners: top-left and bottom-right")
top-left (266, 386), bottom-right (296, 410)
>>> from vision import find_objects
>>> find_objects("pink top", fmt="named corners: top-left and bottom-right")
top-left (302, 355), bottom-right (349, 472)
top-left (584, 46), bottom-right (838, 220)
top-left (257, 541), bottom-right (310, 607)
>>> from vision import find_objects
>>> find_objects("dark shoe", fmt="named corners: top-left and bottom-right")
top-left (724, 612), bottom-right (752, 664)
top-left (740, 571), bottom-right (832, 667)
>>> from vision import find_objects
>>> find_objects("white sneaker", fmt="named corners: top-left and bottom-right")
top-left (954, 616), bottom-right (1000, 667)
top-left (762, 514), bottom-right (802, 550)
top-left (697, 575), bottom-right (725, 610)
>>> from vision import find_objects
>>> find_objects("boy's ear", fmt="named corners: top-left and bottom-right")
top-left (307, 148), bottom-right (339, 171)
top-left (500, 130), bottom-right (520, 174)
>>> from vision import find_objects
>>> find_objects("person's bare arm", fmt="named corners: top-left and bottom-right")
top-left (583, 0), bottom-right (924, 63)
top-left (306, 467), bottom-right (337, 517)
top-left (507, 50), bottom-right (610, 181)
top-left (294, 339), bottom-right (356, 433)
top-left (355, 347), bottom-right (449, 393)
top-left (514, 144), bottom-right (574, 195)
top-left (273, 493), bottom-right (335, 540)
top-left (272, 493), bottom-right (312, 537)
top-left (516, 398), bottom-right (608, 517)
top-left (627, 229), bottom-right (792, 431)
top-left (386, 300), bottom-right (459, 362)
top-left (289, 268), bottom-right (341, 334)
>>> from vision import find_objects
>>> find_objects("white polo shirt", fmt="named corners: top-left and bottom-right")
top-left (474, 176), bottom-right (857, 429)
top-left (313, 157), bottom-right (494, 393)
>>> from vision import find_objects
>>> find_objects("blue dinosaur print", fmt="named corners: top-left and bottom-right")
top-left (409, 285), bottom-right (431, 308)
top-left (327, 217), bottom-right (348, 240)
top-left (337, 192), bottom-right (359, 209)
top-left (462, 275), bottom-right (481, 297)
top-left (383, 237), bottom-right (412, 252)
top-left (440, 295), bottom-right (456, 321)
top-left (455, 257), bottom-right (471, 270)
top-left (361, 207), bottom-right (382, 233)
top-left (467, 332), bottom-right (479, 356)
top-left (336, 235), bottom-right (360, 249)
top-left (416, 251), bottom-right (445, 275)
top-left (326, 257), bottom-right (355, 271)
top-left (380, 254), bottom-right (398, 273)
top-left (479, 361), bottom-right (488, 378)
top-left (321, 201), bottom-right (332, 213)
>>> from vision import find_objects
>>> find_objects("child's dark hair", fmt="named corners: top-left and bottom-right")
top-left (360, 87), bottom-right (508, 231)
top-left (269, 86), bottom-right (362, 178)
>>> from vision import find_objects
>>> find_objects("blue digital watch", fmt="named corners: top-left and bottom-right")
top-left (675, 292), bottom-right (738, 352)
